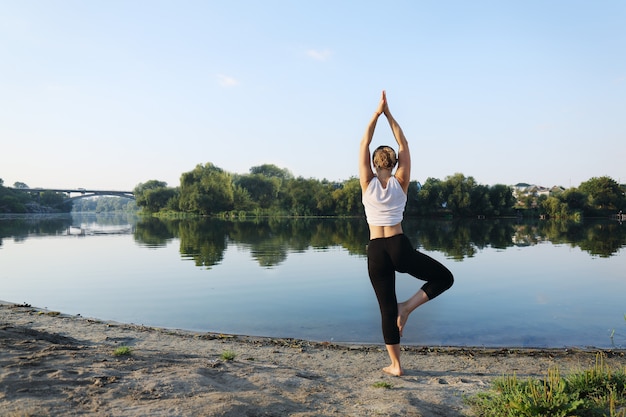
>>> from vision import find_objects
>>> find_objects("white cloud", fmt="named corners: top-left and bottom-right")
top-left (306, 48), bottom-right (332, 62)
top-left (217, 74), bottom-right (239, 87)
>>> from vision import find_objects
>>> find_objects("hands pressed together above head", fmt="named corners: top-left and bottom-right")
top-left (375, 90), bottom-right (390, 117)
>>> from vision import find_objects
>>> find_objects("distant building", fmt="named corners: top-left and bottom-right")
top-left (550, 185), bottom-right (566, 194)
top-left (513, 182), bottom-right (566, 207)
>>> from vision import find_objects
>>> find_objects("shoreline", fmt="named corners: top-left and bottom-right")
top-left (2, 301), bottom-right (625, 416)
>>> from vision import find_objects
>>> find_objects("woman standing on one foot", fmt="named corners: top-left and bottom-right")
top-left (359, 91), bottom-right (454, 376)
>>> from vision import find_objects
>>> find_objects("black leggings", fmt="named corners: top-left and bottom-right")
top-left (367, 234), bottom-right (454, 345)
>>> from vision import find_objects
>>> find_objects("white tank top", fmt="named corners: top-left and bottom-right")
top-left (362, 176), bottom-right (407, 226)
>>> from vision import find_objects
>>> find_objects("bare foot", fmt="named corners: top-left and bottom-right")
top-left (397, 303), bottom-right (408, 337)
top-left (383, 365), bottom-right (403, 377)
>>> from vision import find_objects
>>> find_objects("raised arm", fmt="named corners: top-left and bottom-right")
top-left (383, 98), bottom-right (411, 193)
top-left (359, 92), bottom-right (386, 191)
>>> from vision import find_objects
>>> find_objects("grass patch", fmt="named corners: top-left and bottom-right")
top-left (220, 350), bottom-right (236, 361)
top-left (113, 346), bottom-right (132, 356)
top-left (467, 353), bottom-right (626, 417)
top-left (372, 381), bottom-right (394, 389)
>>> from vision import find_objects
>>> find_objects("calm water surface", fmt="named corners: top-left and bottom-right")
top-left (1, 214), bottom-right (625, 348)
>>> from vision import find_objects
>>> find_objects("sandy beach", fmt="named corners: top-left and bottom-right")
top-left (1, 301), bottom-right (624, 417)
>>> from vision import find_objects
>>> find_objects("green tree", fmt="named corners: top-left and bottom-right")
top-left (178, 163), bottom-right (234, 215)
top-left (332, 177), bottom-right (362, 216)
top-left (542, 195), bottom-right (569, 218)
top-left (0, 194), bottom-right (26, 213)
top-left (579, 176), bottom-right (624, 214)
top-left (250, 164), bottom-right (293, 181)
top-left (145, 188), bottom-right (177, 212)
top-left (314, 180), bottom-right (337, 215)
top-left (234, 174), bottom-right (280, 209)
top-left (470, 184), bottom-right (493, 215)
top-left (134, 180), bottom-right (177, 213)
top-left (414, 177), bottom-right (445, 215)
top-left (560, 188), bottom-right (587, 212)
top-left (443, 173), bottom-right (475, 216)
top-left (488, 184), bottom-right (515, 216)
top-left (232, 185), bottom-right (256, 212)
top-left (40, 191), bottom-right (70, 212)
top-left (280, 177), bottom-right (322, 216)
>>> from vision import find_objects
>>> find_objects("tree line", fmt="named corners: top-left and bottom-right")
top-left (539, 176), bottom-right (625, 219)
top-left (1, 169), bottom-right (623, 218)
top-left (132, 163), bottom-right (625, 219)
top-left (72, 197), bottom-right (136, 213)
top-left (0, 179), bottom-right (71, 213)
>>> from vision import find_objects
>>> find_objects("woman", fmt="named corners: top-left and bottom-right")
top-left (359, 91), bottom-right (453, 376)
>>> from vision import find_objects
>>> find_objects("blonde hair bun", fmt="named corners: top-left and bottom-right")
top-left (373, 146), bottom-right (397, 169)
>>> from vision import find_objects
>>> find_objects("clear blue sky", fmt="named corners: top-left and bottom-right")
top-left (1, 1), bottom-right (624, 191)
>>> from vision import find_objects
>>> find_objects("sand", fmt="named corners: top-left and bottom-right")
top-left (1, 301), bottom-right (624, 417)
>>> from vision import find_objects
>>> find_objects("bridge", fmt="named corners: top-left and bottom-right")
top-left (11, 188), bottom-right (135, 201)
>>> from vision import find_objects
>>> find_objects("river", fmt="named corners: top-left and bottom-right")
top-left (1, 213), bottom-right (624, 348)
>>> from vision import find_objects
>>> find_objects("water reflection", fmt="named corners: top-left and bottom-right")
top-left (134, 217), bottom-right (369, 268)
top-left (131, 217), bottom-right (625, 267)
top-left (2, 215), bottom-right (624, 263)
top-left (0, 215), bottom-right (72, 242)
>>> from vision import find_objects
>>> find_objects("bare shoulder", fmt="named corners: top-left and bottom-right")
top-left (360, 176), bottom-right (374, 193)
top-left (393, 175), bottom-right (410, 194)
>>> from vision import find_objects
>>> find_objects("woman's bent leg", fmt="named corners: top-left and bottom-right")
top-left (390, 235), bottom-right (454, 335)
top-left (392, 235), bottom-right (454, 300)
